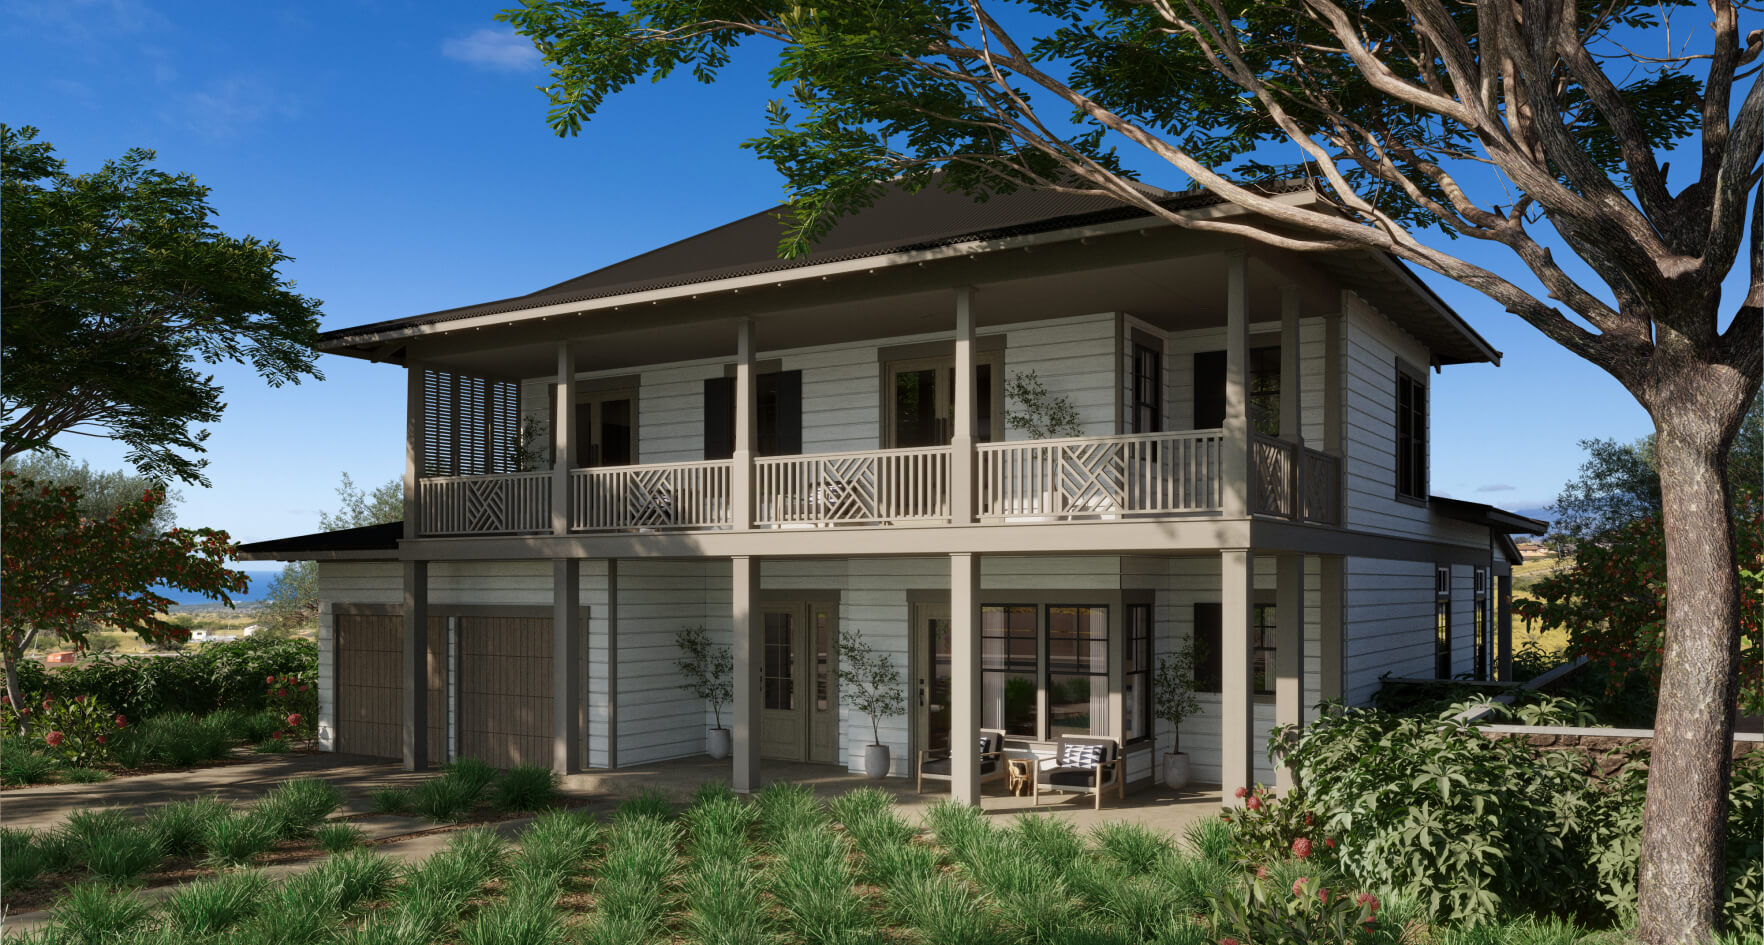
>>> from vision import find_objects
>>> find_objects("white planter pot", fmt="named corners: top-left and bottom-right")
top-left (862, 744), bottom-right (891, 779)
top-left (1163, 751), bottom-right (1191, 790)
top-left (706, 728), bottom-right (731, 760)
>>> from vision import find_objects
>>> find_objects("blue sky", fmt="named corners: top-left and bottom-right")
top-left (7, 0), bottom-right (1704, 570)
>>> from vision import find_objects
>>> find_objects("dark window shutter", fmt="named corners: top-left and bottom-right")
top-left (770, 370), bottom-right (802, 456)
top-left (1193, 602), bottom-right (1222, 693)
top-left (1194, 351), bottom-right (1226, 429)
top-left (703, 376), bottom-right (734, 460)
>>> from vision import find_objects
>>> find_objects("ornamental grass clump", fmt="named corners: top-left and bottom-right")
top-left (511, 810), bottom-right (600, 885)
top-left (409, 772), bottom-right (482, 823)
top-left (443, 757), bottom-right (499, 798)
top-left (595, 804), bottom-right (680, 934)
top-left (200, 812), bottom-right (277, 868)
top-left (162, 869), bottom-right (271, 938)
top-left (885, 871), bottom-right (1003, 945)
top-left (1089, 821), bottom-right (1172, 877)
top-left (83, 824), bottom-right (163, 882)
top-left (49, 880), bottom-right (155, 945)
top-left (1, 827), bottom-right (49, 893)
top-left (0, 747), bottom-right (60, 785)
top-left (313, 822), bottom-right (366, 854)
top-left (369, 786), bottom-right (411, 814)
top-left (253, 777), bottom-right (343, 840)
top-left (493, 763), bottom-right (559, 812)
top-left (457, 880), bottom-right (568, 945)
top-left (768, 823), bottom-right (871, 945)
top-left (681, 779), bottom-right (771, 945)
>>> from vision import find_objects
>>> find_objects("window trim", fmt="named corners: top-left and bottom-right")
top-left (1130, 342), bottom-right (1163, 434)
top-left (1435, 565), bottom-right (1452, 679)
top-left (881, 352), bottom-right (1004, 449)
top-left (980, 601), bottom-right (1112, 742)
top-left (1395, 359), bottom-right (1429, 504)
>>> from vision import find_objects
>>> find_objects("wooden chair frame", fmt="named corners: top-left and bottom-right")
top-left (916, 728), bottom-right (1009, 794)
top-left (1032, 734), bottom-right (1125, 810)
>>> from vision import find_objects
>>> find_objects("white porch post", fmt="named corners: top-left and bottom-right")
top-left (732, 555), bottom-right (762, 792)
top-left (951, 288), bottom-right (977, 525)
top-left (949, 552), bottom-right (981, 803)
top-left (1279, 285), bottom-right (1302, 445)
top-left (1221, 253), bottom-right (1250, 517)
top-left (552, 558), bottom-right (581, 775)
top-left (401, 560), bottom-right (429, 771)
top-left (732, 320), bottom-right (756, 530)
top-left (404, 365), bottom-right (422, 539)
top-left (1497, 573), bottom-right (1514, 681)
top-left (552, 344), bottom-right (576, 536)
top-left (1220, 549), bottom-right (1255, 798)
top-left (1274, 553), bottom-right (1305, 791)
top-left (1320, 556), bottom-right (1345, 703)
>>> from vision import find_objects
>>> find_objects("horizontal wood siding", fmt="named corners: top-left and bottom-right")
top-left (1342, 556), bottom-right (1437, 705)
top-left (616, 559), bottom-right (720, 765)
top-left (1004, 313), bottom-right (1119, 438)
top-left (788, 346), bottom-right (880, 454)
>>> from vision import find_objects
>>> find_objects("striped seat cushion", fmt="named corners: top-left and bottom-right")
top-left (1060, 744), bottom-right (1103, 769)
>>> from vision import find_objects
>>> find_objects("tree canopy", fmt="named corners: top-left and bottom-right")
top-left (259, 474), bottom-right (402, 632)
top-left (0, 125), bottom-right (324, 486)
top-left (0, 454), bottom-right (181, 535)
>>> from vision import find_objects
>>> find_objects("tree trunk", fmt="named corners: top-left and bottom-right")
top-left (4, 650), bottom-right (27, 736)
top-left (1636, 394), bottom-right (1746, 943)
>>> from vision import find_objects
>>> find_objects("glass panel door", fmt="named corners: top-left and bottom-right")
top-left (764, 612), bottom-right (795, 711)
top-left (894, 368), bottom-right (943, 448)
top-left (573, 390), bottom-right (638, 467)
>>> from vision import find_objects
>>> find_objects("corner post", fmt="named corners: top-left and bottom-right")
top-left (1222, 253), bottom-right (1250, 518)
top-left (401, 560), bottom-right (429, 771)
top-left (731, 556), bottom-right (762, 792)
top-left (552, 558), bottom-right (581, 775)
top-left (951, 288), bottom-right (977, 524)
top-left (1274, 553), bottom-right (1305, 791)
top-left (405, 365), bottom-right (423, 539)
top-left (1280, 285), bottom-right (1302, 519)
top-left (552, 344), bottom-right (576, 535)
top-left (732, 320), bottom-right (756, 530)
top-left (1319, 556), bottom-right (1345, 702)
top-left (1220, 548), bottom-right (1254, 798)
top-left (949, 552), bottom-right (981, 803)
top-left (1497, 573), bottom-right (1514, 681)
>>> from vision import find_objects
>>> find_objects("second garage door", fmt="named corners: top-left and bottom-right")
top-left (457, 616), bottom-right (554, 768)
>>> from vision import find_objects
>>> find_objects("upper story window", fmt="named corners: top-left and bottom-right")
top-left (1131, 344), bottom-right (1162, 434)
top-left (1193, 346), bottom-right (1280, 435)
top-left (1396, 362), bottom-right (1428, 500)
top-left (703, 370), bottom-right (802, 460)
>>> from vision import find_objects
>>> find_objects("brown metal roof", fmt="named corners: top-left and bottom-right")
top-left (235, 522), bottom-right (403, 560)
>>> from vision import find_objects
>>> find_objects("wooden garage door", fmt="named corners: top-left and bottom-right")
top-left (334, 614), bottom-right (444, 761)
top-left (458, 616), bottom-right (553, 768)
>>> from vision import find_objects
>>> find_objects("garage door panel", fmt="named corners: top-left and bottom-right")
top-left (458, 616), bottom-right (553, 769)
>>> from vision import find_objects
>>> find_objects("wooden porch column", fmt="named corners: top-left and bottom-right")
top-left (401, 560), bottom-right (429, 771)
top-left (1497, 573), bottom-right (1514, 682)
top-left (1220, 549), bottom-right (1255, 799)
top-left (951, 288), bottom-right (977, 525)
top-left (552, 344), bottom-right (577, 536)
top-left (1274, 553), bottom-right (1305, 792)
top-left (404, 365), bottom-right (422, 539)
top-left (732, 320), bottom-right (757, 530)
top-left (1221, 253), bottom-right (1250, 518)
top-left (1279, 285), bottom-right (1302, 445)
top-left (552, 558), bottom-right (581, 775)
top-left (731, 555), bottom-right (762, 792)
top-left (949, 552), bottom-right (982, 803)
top-left (604, 558), bottom-right (619, 769)
top-left (1319, 556), bottom-right (1345, 703)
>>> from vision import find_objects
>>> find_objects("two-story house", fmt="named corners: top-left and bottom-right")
top-left (238, 181), bottom-right (1543, 801)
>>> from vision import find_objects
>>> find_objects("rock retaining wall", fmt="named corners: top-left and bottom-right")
top-left (1479, 725), bottom-right (1763, 778)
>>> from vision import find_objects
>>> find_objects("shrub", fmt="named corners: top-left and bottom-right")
top-left (34, 638), bottom-right (318, 721)
top-left (1089, 821), bottom-right (1172, 877)
top-left (28, 694), bottom-right (127, 767)
top-left (370, 786), bottom-right (412, 814)
top-left (494, 764), bottom-right (560, 812)
top-left (145, 796), bottom-right (233, 858)
top-left (2, 827), bottom-right (48, 893)
top-left (1, 745), bottom-right (61, 784)
top-left (1221, 784), bottom-right (1339, 872)
top-left (201, 812), bottom-right (277, 867)
top-left (163, 869), bottom-right (270, 937)
top-left (1209, 871), bottom-right (1382, 945)
top-left (310, 847), bottom-right (399, 911)
top-left (458, 882), bottom-right (567, 945)
top-left (444, 757), bottom-right (499, 797)
top-left (254, 778), bottom-right (343, 839)
top-left (314, 822), bottom-right (367, 853)
top-left (1285, 705), bottom-right (1593, 923)
top-left (514, 810), bottom-right (601, 882)
top-left (49, 881), bottom-right (155, 945)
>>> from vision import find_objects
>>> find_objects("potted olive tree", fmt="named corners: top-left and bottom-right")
top-left (837, 628), bottom-right (905, 778)
top-left (1153, 639), bottom-right (1204, 789)
top-left (674, 626), bottom-right (733, 759)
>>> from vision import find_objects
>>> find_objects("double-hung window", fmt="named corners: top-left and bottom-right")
top-left (1396, 363), bottom-right (1428, 500)
top-left (1131, 344), bottom-right (1162, 433)
top-left (1124, 604), bottom-right (1152, 741)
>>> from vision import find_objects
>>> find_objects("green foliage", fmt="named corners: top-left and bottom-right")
top-left (369, 786), bottom-right (411, 815)
top-left (144, 796), bottom-right (232, 857)
top-left (1209, 872), bottom-right (1381, 945)
top-left (313, 822), bottom-right (366, 854)
top-left (260, 474), bottom-right (401, 632)
top-left (82, 826), bottom-right (162, 882)
top-left (3, 826), bottom-right (50, 894)
top-left (115, 712), bottom-right (232, 768)
top-left (836, 627), bottom-right (905, 746)
top-left (513, 810), bottom-right (600, 883)
top-left (674, 625), bottom-right (733, 729)
top-left (407, 763), bottom-right (497, 823)
top-left (444, 756), bottom-right (500, 796)
top-left (60, 766), bottom-right (110, 783)
top-left (163, 869), bottom-right (270, 938)
top-left (262, 671), bottom-right (316, 742)
top-left (49, 880), bottom-right (155, 945)
top-left (27, 694), bottom-right (127, 766)
top-left (1089, 821), bottom-right (1172, 876)
top-left (1003, 370), bottom-right (1083, 440)
top-left (201, 812), bottom-right (277, 867)
top-left (0, 124), bottom-right (323, 486)
top-left (253, 778), bottom-right (343, 840)
top-left (1152, 640), bottom-right (1202, 752)
top-left (0, 456), bottom-right (180, 535)
top-left (494, 763), bottom-right (561, 812)
top-left (1285, 706), bottom-right (1592, 923)
top-left (1, 743), bottom-right (61, 784)
top-left (28, 637), bottom-right (318, 721)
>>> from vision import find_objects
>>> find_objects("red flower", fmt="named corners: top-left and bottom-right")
top-left (41, 698), bottom-right (52, 709)
top-left (1246, 796), bottom-right (1262, 811)
top-left (298, 685), bottom-right (307, 692)
top-left (73, 695), bottom-right (84, 703)
top-left (286, 713), bottom-right (302, 728)
top-left (1291, 877), bottom-right (1308, 897)
top-left (1291, 836), bottom-right (1313, 859)
top-left (266, 676), bottom-right (276, 685)
top-left (1233, 786), bottom-right (1249, 799)
top-left (1325, 837), bottom-right (1335, 849)
top-left (1255, 866), bottom-right (1269, 880)
top-left (1222, 939), bottom-right (1241, 945)
top-left (96, 735), bottom-right (106, 744)
top-left (1356, 893), bottom-right (1380, 913)
top-left (271, 731), bottom-right (282, 739)
top-left (1317, 888), bottom-right (1330, 904)
top-left (115, 714), bottom-right (128, 727)
top-left (1, 694), bottom-right (9, 705)
top-left (44, 730), bottom-right (63, 747)
top-left (276, 689), bottom-right (287, 697)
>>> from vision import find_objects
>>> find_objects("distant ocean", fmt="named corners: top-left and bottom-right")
top-left (152, 572), bottom-right (269, 608)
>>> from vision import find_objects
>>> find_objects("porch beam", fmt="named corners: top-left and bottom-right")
top-left (552, 558), bottom-right (582, 775)
top-left (552, 344), bottom-right (576, 536)
top-left (401, 560), bottom-right (429, 771)
top-left (1220, 548), bottom-right (1254, 798)
top-left (951, 288), bottom-right (977, 525)
top-left (1274, 553), bottom-right (1304, 792)
top-left (1221, 252), bottom-right (1250, 518)
top-left (732, 555), bottom-right (762, 792)
top-left (732, 320), bottom-right (756, 530)
top-left (949, 552), bottom-right (982, 803)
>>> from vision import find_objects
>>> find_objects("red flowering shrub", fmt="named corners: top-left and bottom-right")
top-left (1210, 871), bottom-right (1380, 944)
top-left (23, 693), bottom-right (124, 766)
top-left (1222, 784), bottom-right (1337, 871)
top-left (265, 674), bottom-right (316, 744)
